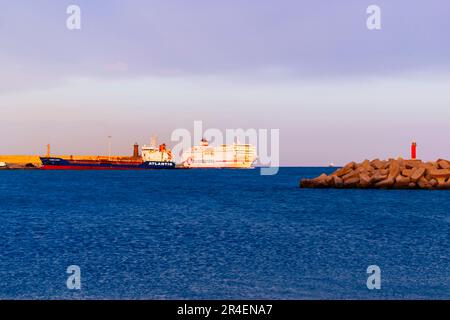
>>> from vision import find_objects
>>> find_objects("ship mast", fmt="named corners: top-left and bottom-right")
top-left (151, 135), bottom-right (158, 149)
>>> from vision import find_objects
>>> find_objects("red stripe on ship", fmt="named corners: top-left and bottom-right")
top-left (41, 165), bottom-right (147, 170)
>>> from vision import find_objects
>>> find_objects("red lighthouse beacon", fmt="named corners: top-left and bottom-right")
top-left (411, 141), bottom-right (417, 160)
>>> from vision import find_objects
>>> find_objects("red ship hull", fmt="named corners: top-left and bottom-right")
top-left (39, 157), bottom-right (176, 170)
top-left (41, 165), bottom-right (149, 170)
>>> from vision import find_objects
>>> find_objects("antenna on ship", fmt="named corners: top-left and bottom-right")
top-left (151, 135), bottom-right (158, 149)
top-left (46, 144), bottom-right (51, 158)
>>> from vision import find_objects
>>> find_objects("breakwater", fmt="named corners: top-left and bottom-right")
top-left (300, 158), bottom-right (450, 189)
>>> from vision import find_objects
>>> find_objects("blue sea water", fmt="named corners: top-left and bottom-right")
top-left (0, 167), bottom-right (449, 299)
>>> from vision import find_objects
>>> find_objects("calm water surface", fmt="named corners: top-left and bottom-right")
top-left (0, 168), bottom-right (449, 299)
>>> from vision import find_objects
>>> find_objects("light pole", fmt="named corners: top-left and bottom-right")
top-left (108, 136), bottom-right (112, 160)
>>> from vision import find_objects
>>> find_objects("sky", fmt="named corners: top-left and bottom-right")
top-left (1, 0), bottom-right (450, 166)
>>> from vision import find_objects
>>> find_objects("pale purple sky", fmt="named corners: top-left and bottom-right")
top-left (1, 0), bottom-right (450, 165)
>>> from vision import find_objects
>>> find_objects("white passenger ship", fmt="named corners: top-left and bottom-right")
top-left (181, 139), bottom-right (257, 169)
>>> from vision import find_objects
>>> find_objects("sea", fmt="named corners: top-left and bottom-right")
top-left (0, 167), bottom-right (449, 299)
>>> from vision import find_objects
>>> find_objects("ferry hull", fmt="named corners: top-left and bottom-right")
top-left (184, 162), bottom-right (255, 169)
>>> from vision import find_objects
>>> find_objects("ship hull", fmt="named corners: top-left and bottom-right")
top-left (40, 158), bottom-right (176, 170)
top-left (183, 161), bottom-right (255, 169)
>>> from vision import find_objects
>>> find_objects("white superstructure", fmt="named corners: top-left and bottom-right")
top-left (181, 139), bottom-right (257, 168)
top-left (141, 144), bottom-right (172, 162)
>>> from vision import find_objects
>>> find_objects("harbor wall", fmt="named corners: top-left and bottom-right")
top-left (0, 155), bottom-right (42, 165)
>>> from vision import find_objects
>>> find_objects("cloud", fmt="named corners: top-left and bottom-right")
top-left (2, 0), bottom-right (450, 90)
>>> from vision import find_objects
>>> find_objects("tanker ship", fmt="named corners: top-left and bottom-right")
top-left (181, 139), bottom-right (257, 169)
top-left (40, 143), bottom-right (176, 170)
